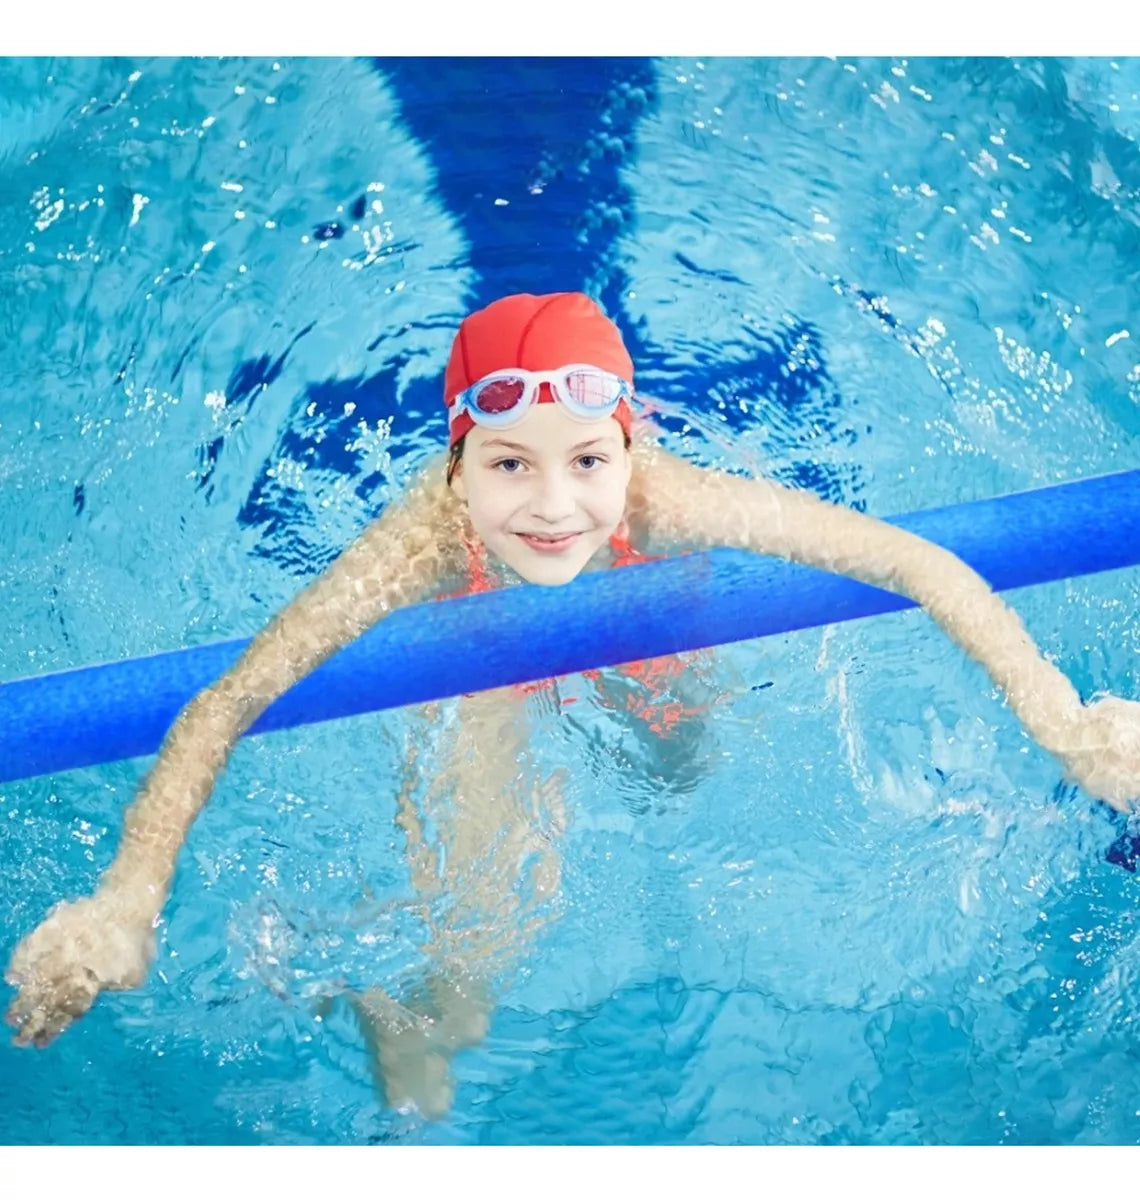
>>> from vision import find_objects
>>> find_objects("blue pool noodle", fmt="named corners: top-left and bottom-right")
top-left (1, 469), bottom-right (1138, 784)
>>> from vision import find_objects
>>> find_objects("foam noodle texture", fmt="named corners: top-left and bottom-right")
top-left (2, 470), bottom-right (1138, 784)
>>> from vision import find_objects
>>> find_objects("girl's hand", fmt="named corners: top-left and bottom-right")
top-left (4, 889), bottom-right (156, 1047)
top-left (1063, 695), bottom-right (1140, 813)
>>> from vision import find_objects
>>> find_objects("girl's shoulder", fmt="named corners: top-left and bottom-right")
top-left (628, 434), bottom-right (710, 497)
top-left (627, 435), bottom-right (714, 553)
top-left (369, 455), bottom-right (472, 596)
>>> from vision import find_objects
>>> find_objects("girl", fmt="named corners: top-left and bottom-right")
top-left (7, 292), bottom-right (1140, 1118)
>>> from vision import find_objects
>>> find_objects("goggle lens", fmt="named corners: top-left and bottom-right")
top-left (564, 369), bottom-right (625, 409)
top-left (473, 377), bottom-right (527, 414)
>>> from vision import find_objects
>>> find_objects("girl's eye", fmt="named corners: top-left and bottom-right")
top-left (577, 454), bottom-right (605, 470)
top-left (494, 457), bottom-right (524, 473)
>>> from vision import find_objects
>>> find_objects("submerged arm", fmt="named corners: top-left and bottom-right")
top-left (630, 441), bottom-right (1140, 811)
top-left (6, 460), bottom-right (462, 1044)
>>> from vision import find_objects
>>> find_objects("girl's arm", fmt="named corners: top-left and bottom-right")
top-left (6, 460), bottom-right (462, 1046)
top-left (628, 441), bottom-right (1140, 812)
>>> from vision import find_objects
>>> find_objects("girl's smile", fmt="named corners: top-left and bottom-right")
top-left (515, 531), bottom-right (582, 553)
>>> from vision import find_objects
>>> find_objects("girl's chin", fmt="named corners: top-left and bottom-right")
top-left (504, 546), bottom-right (592, 586)
top-left (484, 530), bottom-right (612, 586)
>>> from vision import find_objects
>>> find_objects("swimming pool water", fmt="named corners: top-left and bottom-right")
top-left (2, 55), bottom-right (1140, 1144)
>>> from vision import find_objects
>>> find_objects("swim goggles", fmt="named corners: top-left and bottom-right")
top-left (448, 363), bottom-right (633, 430)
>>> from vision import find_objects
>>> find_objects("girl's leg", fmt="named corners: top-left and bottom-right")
top-left (351, 691), bottom-right (566, 1118)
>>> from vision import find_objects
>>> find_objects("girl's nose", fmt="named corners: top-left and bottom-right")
top-left (530, 472), bottom-right (577, 523)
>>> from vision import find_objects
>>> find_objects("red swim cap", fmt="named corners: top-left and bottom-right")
top-left (444, 292), bottom-right (634, 448)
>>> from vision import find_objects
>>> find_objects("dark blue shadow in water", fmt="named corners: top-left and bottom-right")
top-left (374, 57), bottom-right (656, 303)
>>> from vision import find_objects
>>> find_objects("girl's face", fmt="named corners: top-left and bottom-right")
top-left (451, 402), bottom-right (632, 586)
